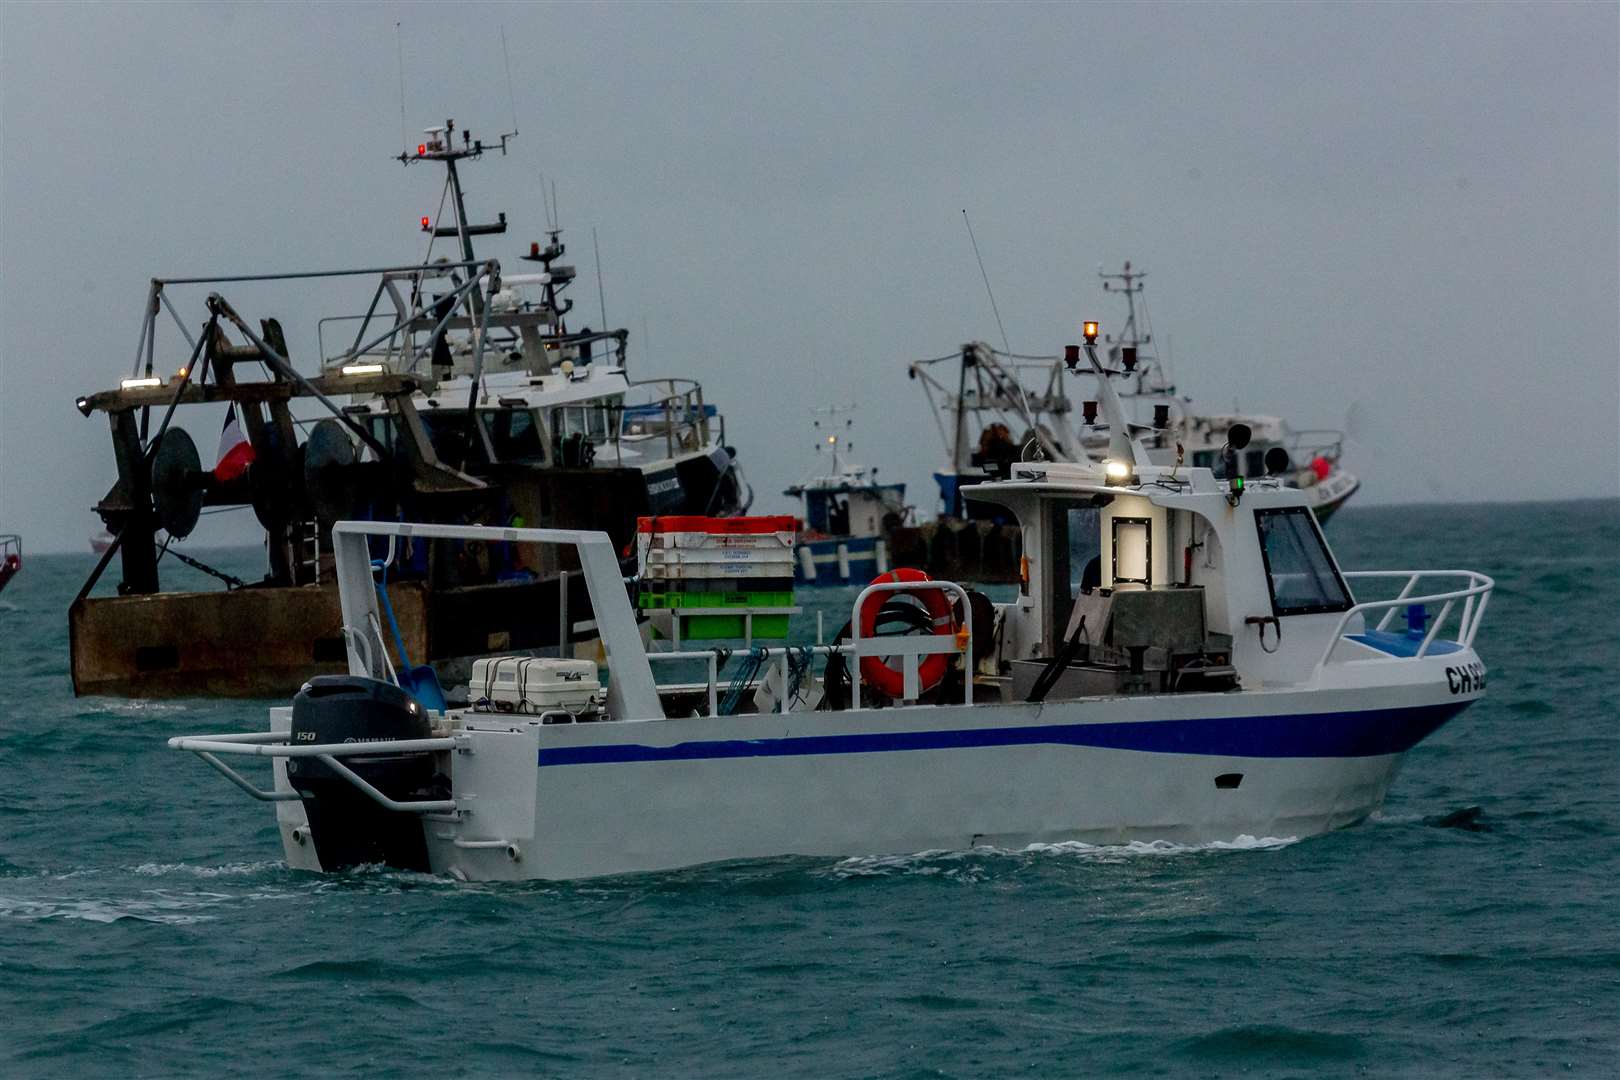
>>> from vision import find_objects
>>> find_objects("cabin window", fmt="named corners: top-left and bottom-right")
top-left (417, 411), bottom-right (484, 469)
top-left (1047, 502), bottom-right (1103, 640)
top-left (1111, 517), bottom-right (1152, 588)
top-left (552, 407), bottom-right (586, 439)
top-left (1059, 506), bottom-right (1102, 597)
top-left (481, 409), bottom-right (546, 463)
top-left (1254, 507), bottom-right (1353, 615)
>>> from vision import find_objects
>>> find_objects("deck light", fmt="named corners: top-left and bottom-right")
top-left (176, 366), bottom-right (189, 379)
top-left (1083, 321), bottom-right (1099, 344)
top-left (341, 363), bottom-right (386, 377)
top-left (421, 216), bottom-right (431, 231)
top-left (1104, 459), bottom-right (1130, 480)
top-left (120, 377), bottom-right (161, 390)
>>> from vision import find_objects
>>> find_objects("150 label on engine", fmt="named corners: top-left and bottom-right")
top-left (1446, 661), bottom-right (1487, 695)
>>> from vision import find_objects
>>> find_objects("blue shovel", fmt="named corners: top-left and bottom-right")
top-left (372, 551), bottom-right (448, 713)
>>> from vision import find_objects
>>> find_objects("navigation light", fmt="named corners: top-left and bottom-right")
top-left (1083, 321), bottom-right (1099, 344)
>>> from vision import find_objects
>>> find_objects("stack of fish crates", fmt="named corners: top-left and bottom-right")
top-left (636, 515), bottom-right (798, 642)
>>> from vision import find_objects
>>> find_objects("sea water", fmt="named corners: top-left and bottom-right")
top-left (1, 501), bottom-right (1615, 1077)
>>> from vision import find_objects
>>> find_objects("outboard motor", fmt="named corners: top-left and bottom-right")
top-left (285, 675), bottom-right (440, 873)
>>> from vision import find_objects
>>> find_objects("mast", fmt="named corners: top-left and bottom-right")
top-left (1099, 261), bottom-right (1156, 397)
top-left (400, 119), bottom-right (516, 319)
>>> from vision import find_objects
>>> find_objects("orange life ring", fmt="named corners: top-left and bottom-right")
top-left (859, 568), bottom-right (955, 699)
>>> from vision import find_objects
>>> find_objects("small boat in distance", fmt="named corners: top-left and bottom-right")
top-left (0, 535), bottom-right (20, 594)
top-left (783, 406), bottom-right (907, 584)
top-left (170, 318), bottom-right (1492, 882)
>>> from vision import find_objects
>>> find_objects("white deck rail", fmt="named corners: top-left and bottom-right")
top-left (166, 730), bottom-right (461, 813)
top-left (1319, 570), bottom-right (1494, 669)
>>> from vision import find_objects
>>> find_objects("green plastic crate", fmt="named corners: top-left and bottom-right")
top-left (678, 613), bottom-right (792, 640)
top-left (639, 590), bottom-right (793, 610)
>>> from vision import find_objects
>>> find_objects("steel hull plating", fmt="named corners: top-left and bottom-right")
top-left (273, 680), bottom-right (1474, 881)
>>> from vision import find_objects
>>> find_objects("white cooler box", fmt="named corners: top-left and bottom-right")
top-left (471, 657), bottom-right (602, 717)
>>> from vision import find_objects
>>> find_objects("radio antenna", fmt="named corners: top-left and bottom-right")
top-left (499, 26), bottom-right (520, 138)
top-left (592, 226), bottom-right (609, 329)
top-left (962, 209), bottom-right (1011, 356)
top-left (395, 22), bottom-right (409, 154)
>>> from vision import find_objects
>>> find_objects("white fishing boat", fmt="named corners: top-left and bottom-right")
top-left (171, 325), bottom-right (1491, 881)
top-left (913, 263), bottom-right (1360, 537)
top-left (1086, 263), bottom-right (1360, 521)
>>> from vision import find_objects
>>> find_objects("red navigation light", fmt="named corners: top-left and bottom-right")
top-left (530, 241), bottom-right (540, 257)
top-left (418, 143), bottom-right (427, 156)
top-left (420, 216), bottom-right (431, 231)
top-left (1064, 344), bottom-right (1081, 364)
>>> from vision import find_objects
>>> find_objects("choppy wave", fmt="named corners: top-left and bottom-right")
top-left (827, 834), bottom-right (1298, 878)
top-left (129, 860), bottom-right (285, 879)
top-left (0, 886), bottom-right (294, 925)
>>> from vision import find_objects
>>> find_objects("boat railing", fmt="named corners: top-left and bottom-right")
top-left (645, 579), bottom-right (973, 714)
top-left (649, 646), bottom-right (846, 717)
top-left (617, 378), bottom-right (715, 458)
top-left (166, 729), bottom-right (461, 812)
top-left (1286, 429), bottom-right (1346, 464)
top-left (1316, 570), bottom-right (1494, 670)
top-left (0, 534), bottom-right (19, 561)
top-left (850, 579), bottom-right (973, 708)
top-left (328, 520), bottom-right (663, 719)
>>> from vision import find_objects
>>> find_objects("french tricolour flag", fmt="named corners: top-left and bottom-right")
top-left (214, 405), bottom-right (255, 482)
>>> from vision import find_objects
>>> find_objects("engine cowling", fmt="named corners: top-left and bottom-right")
top-left (285, 675), bottom-right (440, 872)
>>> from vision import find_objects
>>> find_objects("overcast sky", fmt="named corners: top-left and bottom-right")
top-left (2, 1), bottom-right (1616, 554)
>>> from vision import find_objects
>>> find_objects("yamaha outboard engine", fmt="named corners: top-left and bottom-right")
top-left (286, 675), bottom-right (440, 873)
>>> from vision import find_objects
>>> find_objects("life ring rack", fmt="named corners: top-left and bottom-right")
top-left (856, 568), bottom-right (960, 701)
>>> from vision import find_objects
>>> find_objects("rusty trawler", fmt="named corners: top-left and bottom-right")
top-left (72, 119), bottom-right (749, 698)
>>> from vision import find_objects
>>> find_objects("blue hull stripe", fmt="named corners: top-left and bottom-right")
top-left (538, 702), bottom-right (1467, 767)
